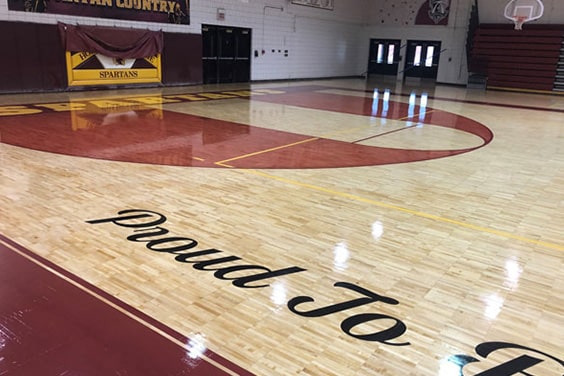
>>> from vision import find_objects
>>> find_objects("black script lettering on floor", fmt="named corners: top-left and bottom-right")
top-left (86, 209), bottom-right (306, 289)
top-left (86, 209), bottom-right (410, 344)
top-left (288, 282), bottom-right (409, 346)
top-left (450, 342), bottom-right (564, 376)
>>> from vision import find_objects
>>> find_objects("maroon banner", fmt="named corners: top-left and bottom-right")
top-left (8, 0), bottom-right (189, 25)
top-left (59, 23), bottom-right (163, 59)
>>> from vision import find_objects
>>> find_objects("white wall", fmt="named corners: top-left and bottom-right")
top-left (193, 0), bottom-right (369, 80)
top-left (362, 0), bottom-right (474, 85)
top-left (0, 0), bottom-right (481, 84)
top-left (478, 0), bottom-right (564, 24)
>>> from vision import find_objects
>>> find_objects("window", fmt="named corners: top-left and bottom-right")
top-left (413, 45), bottom-right (422, 66)
top-left (387, 45), bottom-right (395, 65)
top-left (377, 44), bottom-right (384, 64)
top-left (425, 46), bottom-right (435, 67)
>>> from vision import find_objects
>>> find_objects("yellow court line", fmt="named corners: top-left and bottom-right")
top-left (0, 239), bottom-right (241, 376)
top-left (399, 109), bottom-right (435, 121)
top-left (215, 137), bottom-right (319, 166)
top-left (242, 169), bottom-right (564, 252)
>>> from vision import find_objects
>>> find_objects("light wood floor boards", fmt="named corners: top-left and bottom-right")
top-left (0, 78), bottom-right (562, 375)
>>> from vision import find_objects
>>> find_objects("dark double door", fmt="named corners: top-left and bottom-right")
top-left (202, 25), bottom-right (251, 84)
top-left (367, 39), bottom-right (401, 76)
top-left (404, 40), bottom-right (442, 79)
top-left (367, 39), bottom-right (443, 80)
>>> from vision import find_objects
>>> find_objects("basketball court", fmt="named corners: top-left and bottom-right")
top-left (0, 77), bottom-right (563, 375)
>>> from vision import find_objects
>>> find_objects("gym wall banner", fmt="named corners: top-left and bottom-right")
top-left (65, 52), bottom-right (162, 86)
top-left (59, 23), bottom-right (163, 87)
top-left (415, 0), bottom-right (450, 25)
top-left (8, 0), bottom-right (190, 25)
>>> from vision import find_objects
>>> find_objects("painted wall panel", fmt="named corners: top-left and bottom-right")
top-left (0, 22), bottom-right (67, 92)
top-left (162, 32), bottom-right (202, 85)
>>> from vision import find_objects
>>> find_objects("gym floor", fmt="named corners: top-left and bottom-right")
top-left (0, 77), bottom-right (562, 375)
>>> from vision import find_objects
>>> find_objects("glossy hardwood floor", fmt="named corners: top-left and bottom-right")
top-left (0, 77), bottom-right (562, 375)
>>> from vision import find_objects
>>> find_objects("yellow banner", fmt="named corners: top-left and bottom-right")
top-left (66, 52), bottom-right (162, 86)
top-left (70, 52), bottom-right (97, 69)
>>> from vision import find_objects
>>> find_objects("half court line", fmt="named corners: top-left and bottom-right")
top-left (242, 169), bottom-right (564, 252)
top-left (214, 137), bottom-right (319, 167)
top-left (352, 124), bottom-right (419, 144)
top-left (398, 110), bottom-right (435, 121)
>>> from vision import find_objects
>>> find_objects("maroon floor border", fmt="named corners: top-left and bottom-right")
top-left (0, 233), bottom-right (254, 376)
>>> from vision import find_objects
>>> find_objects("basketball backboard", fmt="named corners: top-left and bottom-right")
top-left (504, 0), bottom-right (544, 29)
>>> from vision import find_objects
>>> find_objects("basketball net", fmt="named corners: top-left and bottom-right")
top-left (513, 16), bottom-right (527, 30)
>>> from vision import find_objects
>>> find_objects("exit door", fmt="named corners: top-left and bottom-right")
top-left (202, 25), bottom-right (251, 84)
top-left (404, 41), bottom-right (442, 79)
top-left (367, 39), bottom-right (401, 76)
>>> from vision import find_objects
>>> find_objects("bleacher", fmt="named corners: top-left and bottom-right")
top-left (469, 24), bottom-right (564, 91)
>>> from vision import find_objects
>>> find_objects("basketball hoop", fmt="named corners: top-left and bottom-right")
top-left (513, 15), bottom-right (527, 30)
top-left (504, 0), bottom-right (545, 30)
